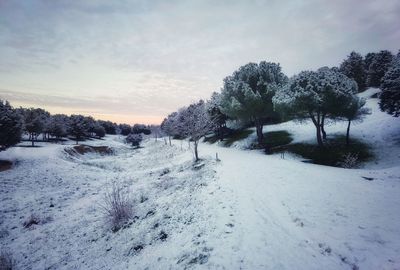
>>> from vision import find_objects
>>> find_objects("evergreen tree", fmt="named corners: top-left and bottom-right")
top-left (69, 115), bottom-right (88, 144)
top-left (0, 100), bottom-right (23, 149)
top-left (206, 92), bottom-right (228, 141)
top-left (273, 67), bottom-right (357, 147)
top-left (339, 51), bottom-right (366, 91)
top-left (119, 124), bottom-right (132, 136)
top-left (23, 108), bottom-right (45, 146)
top-left (220, 61), bottom-right (288, 146)
top-left (379, 54), bottom-right (400, 117)
top-left (93, 124), bottom-right (106, 138)
top-left (366, 50), bottom-right (394, 87)
top-left (48, 114), bottom-right (69, 140)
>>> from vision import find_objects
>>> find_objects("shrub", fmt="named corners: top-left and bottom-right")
top-left (101, 183), bottom-right (133, 231)
top-left (125, 133), bottom-right (142, 148)
top-left (0, 250), bottom-right (16, 270)
top-left (337, 152), bottom-right (359, 168)
top-left (22, 214), bottom-right (40, 228)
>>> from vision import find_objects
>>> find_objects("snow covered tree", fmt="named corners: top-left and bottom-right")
top-left (23, 108), bottom-right (45, 146)
top-left (132, 124), bottom-right (151, 135)
top-left (366, 50), bottom-right (394, 87)
top-left (207, 92), bottom-right (228, 141)
top-left (219, 61), bottom-right (288, 145)
top-left (119, 124), bottom-right (131, 136)
top-left (339, 96), bottom-right (370, 145)
top-left (180, 100), bottom-right (214, 161)
top-left (161, 112), bottom-right (179, 146)
top-left (0, 100), bottom-right (23, 149)
top-left (125, 133), bottom-right (142, 148)
top-left (93, 124), bottom-right (106, 138)
top-left (339, 51), bottom-right (366, 91)
top-left (379, 54), bottom-right (400, 117)
top-left (69, 115), bottom-right (88, 144)
top-left (273, 67), bottom-right (358, 147)
top-left (98, 120), bottom-right (117, 134)
top-left (48, 114), bottom-right (69, 140)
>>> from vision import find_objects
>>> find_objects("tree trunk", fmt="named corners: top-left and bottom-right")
top-left (31, 136), bottom-right (34, 147)
top-left (346, 120), bottom-right (351, 146)
top-left (169, 136), bottom-right (171, 146)
top-left (321, 113), bottom-right (327, 140)
top-left (309, 112), bottom-right (324, 147)
top-left (255, 118), bottom-right (264, 146)
top-left (194, 140), bottom-right (199, 161)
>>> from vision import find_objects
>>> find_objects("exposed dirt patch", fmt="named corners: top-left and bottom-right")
top-left (65, 145), bottom-right (113, 156)
top-left (0, 160), bottom-right (12, 172)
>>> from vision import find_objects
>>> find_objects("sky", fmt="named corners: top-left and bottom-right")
top-left (0, 0), bottom-right (399, 124)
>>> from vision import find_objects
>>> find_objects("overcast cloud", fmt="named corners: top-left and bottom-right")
top-left (0, 0), bottom-right (399, 124)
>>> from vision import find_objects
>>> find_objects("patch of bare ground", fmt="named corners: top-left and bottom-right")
top-left (64, 145), bottom-right (113, 156)
top-left (0, 160), bottom-right (12, 172)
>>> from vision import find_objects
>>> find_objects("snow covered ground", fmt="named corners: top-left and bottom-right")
top-left (1, 90), bottom-right (399, 269)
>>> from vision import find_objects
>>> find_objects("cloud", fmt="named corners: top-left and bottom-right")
top-left (0, 0), bottom-right (399, 123)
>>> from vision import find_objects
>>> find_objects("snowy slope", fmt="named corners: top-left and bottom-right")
top-left (0, 90), bottom-right (399, 269)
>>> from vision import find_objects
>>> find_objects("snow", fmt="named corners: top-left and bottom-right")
top-left (1, 91), bottom-right (399, 269)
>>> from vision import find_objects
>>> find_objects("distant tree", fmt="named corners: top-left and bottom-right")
top-left (69, 115), bottom-right (88, 144)
top-left (181, 100), bottom-right (214, 161)
top-left (207, 92), bottom-right (228, 141)
top-left (132, 124), bottom-right (151, 135)
top-left (364, 52), bottom-right (376, 71)
top-left (366, 50), bottom-right (394, 87)
top-left (273, 67), bottom-right (358, 147)
top-left (125, 133), bottom-right (142, 148)
top-left (48, 114), bottom-right (69, 140)
top-left (161, 112), bottom-right (179, 146)
top-left (149, 125), bottom-right (161, 141)
top-left (23, 108), bottom-right (45, 146)
top-left (0, 100), bottom-right (23, 149)
top-left (220, 61), bottom-right (288, 145)
top-left (119, 124), bottom-right (131, 136)
top-left (98, 120), bottom-right (117, 134)
top-left (339, 51), bottom-right (366, 91)
top-left (379, 54), bottom-right (400, 117)
top-left (94, 124), bottom-right (106, 138)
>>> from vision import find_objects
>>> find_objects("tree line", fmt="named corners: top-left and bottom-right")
top-left (161, 49), bottom-right (400, 160)
top-left (0, 104), bottom-right (156, 149)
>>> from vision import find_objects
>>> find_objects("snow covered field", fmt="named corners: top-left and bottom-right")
top-left (1, 92), bottom-right (399, 269)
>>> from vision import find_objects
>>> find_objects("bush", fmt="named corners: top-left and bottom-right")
top-left (101, 183), bottom-right (133, 232)
top-left (0, 250), bottom-right (15, 270)
top-left (125, 133), bottom-right (142, 148)
top-left (262, 130), bottom-right (293, 151)
top-left (337, 152), bottom-right (359, 168)
top-left (22, 214), bottom-right (41, 228)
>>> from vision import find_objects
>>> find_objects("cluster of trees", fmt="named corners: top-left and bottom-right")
top-left (161, 49), bottom-right (399, 160)
top-left (339, 50), bottom-right (400, 117)
top-left (0, 101), bottom-right (156, 149)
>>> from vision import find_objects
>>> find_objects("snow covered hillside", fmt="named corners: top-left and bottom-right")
top-left (0, 91), bottom-right (399, 269)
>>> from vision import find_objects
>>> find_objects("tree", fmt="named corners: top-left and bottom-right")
top-left (273, 67), bottom-right (358, 147)
top-left (366, 50), bottom-right (393, 87)
top-left (98, 120), bottom-right (117, 134)
top-left (339, 51), bottom-right (366, 91)
top-left (48, 114), bottom-right (69, 140)
top-left (379, 53), bottom-right (400, 117)
top-left (207, 92), bottom-right (228, 141)
top-left (69, 115), bottom-right (88, 144)
top-left (161, 112), bottom-right (178, 146)
top-left (220, 61), bottom-right (288, 145)
top-left (94, 124), bottom-right (106, 138)
top-left (180, 100), bottom-right (214, 161)
top-left (125, 133), bottom-right (142, 148)
top-left (132, 124), bottom-right (151, 135)
top-left (23, 108), bottom-right (45, 146)
top-left (0, 100), bottom-right (23, 149)
top-left (339, 96), bottom-right (370, 145)
top-left (119, 124), bottom-right (131, 136)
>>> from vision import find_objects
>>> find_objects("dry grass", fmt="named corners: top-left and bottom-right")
top-left (0, 250), bottom-right (15, 270)
top-left (100, 183), bottom-right (134, 232)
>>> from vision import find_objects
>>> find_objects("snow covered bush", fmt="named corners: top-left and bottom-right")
top-left (273, 67), bottom-right (358, 147)
top-left (125, 133), bottom-right (142, 148)
top-left (219, 61), bottom-right (288, 145)
top-left (0, 99), bottom-right (23, 150)
top-left (101, 183), bottom-right (134, 231)
top-left (93, 125), bottom-right (106, 138)
top-left (337, 152), bottom-right (359, 168)
top-left (379, 53), bottom-right (400, 117)
top-left (0, 250), bottom-right (15, 270)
